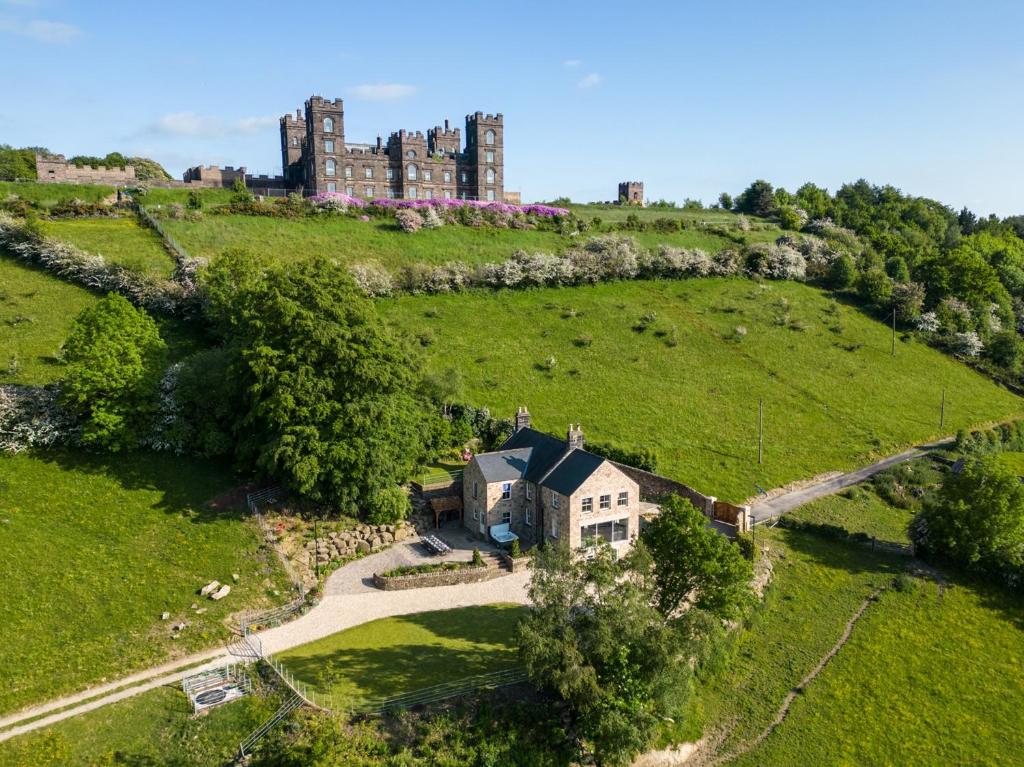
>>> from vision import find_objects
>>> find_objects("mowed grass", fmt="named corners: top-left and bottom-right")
top-left (0, 255), bottom-right (99, 384)
top-left (39, 217), bottom-right (175, 278)
top-left (0, 181), bottom-right (114, 208)
top-left (279, 605), bottom-right (524, 706)
top-left (381, 279), bottom-right (1023, 501)
top-left (0, 684), bottom-right (280, 767)
top-left (0, 451), bottom-right (291, 715)
top-left (161, 214), bottom-right (751, 273)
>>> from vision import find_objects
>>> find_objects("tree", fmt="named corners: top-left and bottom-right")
top-left (717, 192), bottom-right (733, 211)
top-left (856, 268), bottom-right (894, 308)
top-left (0, 144), bottom-right (38, 181)
top-left (734, 180), bottom-right (776, 217)
top-left (641, 494), bottom-right (752, 619)
top-left (885, 256), bottom-right (911, 282)
top-left (61, 293), bottom-right (166, 450)
top-left (795, 182), bottom-right (832, 220)
top-left (958, 206), bottom-right (978, 235)
top-left (892, 281), bottom-right (925, 323)
top-left (911, 456), bottom-right (1024, 588)
top-left (518, 543), bottom-right (691, 766)
top-left (985, 331), bottom-right (1024, 374)
top-left (204, 253), bottom-right (431, 517)
top-left (777, 205), bottom-right (805, 231)
top-left (826, 254), bottom-right (857, 289)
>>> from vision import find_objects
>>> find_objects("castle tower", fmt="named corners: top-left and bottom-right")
top-left (387, 129), bottom-right (429, 200)
top-left (461, 112), bottom-right (503, 202)
top-left (618, 181), bottom-right (644, 206)
top-left (279, 108), bottom-right (306, 188)
top-left (303, 97), bottom-right (345, 194)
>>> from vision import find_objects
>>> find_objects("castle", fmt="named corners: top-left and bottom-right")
top-left (279, 96), bottom-right (505, 201)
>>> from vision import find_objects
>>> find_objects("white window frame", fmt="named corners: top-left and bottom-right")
top-left (581, 497), bottom-right (593, 514)
top-left (444, 170), bottom-right (452, 183)
top-left (461, 171), bottom-right (467, 183)
top-left (486, 189), bottom-right (495, 201)
top-left (323, 117), bottom-right (334, 133)
top-left (407, 163), bottom-right (418, 181)
top-left (326, 181), bottom-right (336, 193)
top-left (344, 165), bottom-right (352, 178)
top-left (345, 186), bottom-right (354, 196)
top-left (501, 482), bottom-right (512, 500)
top-left (325, 140), bottom-right (335, 153)
top-left (423, 169), bottom-right (432, 181)
top-left (525, 483), bottom-right (533, 501)
top-left (408, 186), bottom-right (417, 199)
top-left (364, 167), bottom-right (373, 179)
top-left (501, 508), bottom-right (511, 525)
top-left (424, 189), bottom-right (432, 200)
top-left (444, 190), bottom-right (452, 200)
top-left (486, 168), bottom-right (496, 184)
top-left (618, 491), bottom-right (629, 507)
top-left (365, 186), bottom-right (374, 197)
top-left (551, 516), bottom-right (559, 538)
top-left (551, 491), bottom-right (560, 509)
top-left (525, 506), bottom-right (534, 526)
top-left (600, 494), bottom-right (611, 510)
top-left (485, 129), bottom-right (496, 145)
top-left (407, 149), bottom-right (417, 159)
top-left (387, 167), bottom-right (395, 180)
top-left (486, 150), bottom-right (495, 163)
top-left (325, 158), bottom-right (336, 176)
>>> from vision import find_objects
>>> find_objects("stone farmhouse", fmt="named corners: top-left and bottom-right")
top-left (280, 96), bottom-right (505, 201)
top-left (463, 408), bottom-right (640, 552)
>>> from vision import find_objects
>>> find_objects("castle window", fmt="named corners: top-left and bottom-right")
top-left (364, 167), bottom-right (373, 179)
top-left (486, 168), bottom-right (495, 184)
top-left (325, 159), bottom-right (336, 176)
top-left (460, 171), bottom-right (467, 183)
top-left (346, 186), bottom-right (354, 196)
top-left (387, 188), bottom-right (396, 198)
top-left (406, 149), bottom-right (416, 158)
top-left (408, 186), bottom-right (417, 199)
top-left (344, 165), bottom-right (352, 178)
top-left (486, 150), bottom-right (494, 163)
top-left (291, 137), bottom-right (298, 146)
top-left (551, 516), bottom-right (559, 538)
top-left (365, 186), bottom-right (374, 197)
top-left (323, 117), bottom-right (334, 133)
top-left (485, 129), bottom-right (495, 145)
top-left (387, 168), bottom-right (395, 180)
top-left (423, 169), bottom-right (432, 182)
top-left (444, 170), bottom-right (451, 183)
top-left (407, 164), bottom-right (418, 181)
top-left (424, 189), bottom-right (433, 200)
top-left (325, 140), bottom-right (335, 153)
top-left (326, 181), bottom-right (336, 193)
top-left (487, 189), bottom-right (495, 201)
top-left (551, 491), bottom-right (560, 509)
top-left (444, 190), bottom-right (452, 200)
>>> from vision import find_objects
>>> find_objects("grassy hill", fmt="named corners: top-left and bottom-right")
top-left (0, 451), bottom-right (290, 714)
top-left (380, 278), bottom-right (1023, 501)
top-left (0, 181), bottom-right (115, 208)
top-left (39, 217), bottom-right (175, 278)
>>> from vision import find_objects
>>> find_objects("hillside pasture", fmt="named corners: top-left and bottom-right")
top-left (0, 181), bottom-right (115, 208)
top-left (380, 279), bottom-right (1023, 501)
top-left (39, 217), bottom-right (175, 278)
top-left (0, 451), bottom-right (290, 715)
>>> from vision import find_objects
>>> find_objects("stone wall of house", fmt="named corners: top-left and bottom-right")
top-left (36, 154), bottom-right (137, 185)
top-left (566, 460), bottom-right (640, 549)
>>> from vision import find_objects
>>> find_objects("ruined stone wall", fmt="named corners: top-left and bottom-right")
top-left (36, 154), bottom-right (136, 185)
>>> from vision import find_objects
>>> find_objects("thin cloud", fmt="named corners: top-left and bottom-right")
top-left (578, 73), bottom-right (602, 89)
top-left (348, 83), bottom-right (417, 101)
top-left (0, 17), bottom-right (81, 43)
top-left (146, 112), bottom-right (277, 137)
top-left (563, 59), bottom-right (582, 68)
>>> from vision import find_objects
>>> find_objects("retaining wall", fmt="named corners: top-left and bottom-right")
top-left (372, 564), bottom-right (498, 591)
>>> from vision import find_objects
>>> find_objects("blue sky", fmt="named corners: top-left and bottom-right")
top-left (2, 0), bottom-right (1023, 215)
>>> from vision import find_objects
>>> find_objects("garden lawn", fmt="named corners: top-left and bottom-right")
top-left (787, 486), bottom-right (915, 545)
top-left (381, 279), bottom-right (1023, 501)
top-left (39, 217), bottom-right (174, 278)
top-left (0, 450), bottom-right (291, 715)
top-left (0, 255), bottom-right (99, 384)
top-left (0, 683), bottom-right (282, 767)
top-left (0, 181), bottom-right (114, 208)
top-left (278, 605), bottom-right (524, 707)
top-left (730, 567), bottom-right (1024, 767)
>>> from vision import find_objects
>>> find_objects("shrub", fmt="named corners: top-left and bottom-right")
top-left (885, 256), bottom-right (911, 282)
top-left (472, 547), bottom-right (484, 566)
top-left (952, 331), bottom-right (983, 358)
top-left (509, 538), bottom-right (522, 558)
top-left (826, 254), bottom-right (857, 289)
top-left (0, 384), bottom-right (73, 453)
top-left (395, 209), bottom-right (423, 232)
top-left (856, 268), bottom-right (894, 308)
top-left (367, 485), bottom-right (411, 524)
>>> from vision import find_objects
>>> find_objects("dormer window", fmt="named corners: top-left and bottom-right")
top-left (323, 117), bottom-right (334, 133)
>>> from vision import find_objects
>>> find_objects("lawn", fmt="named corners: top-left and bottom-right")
top-left (0, 450), bottom-right (291, 715)
top-left (0, 181), bottom-right (114, 208)
top-left (278, 605), bottom-right (524, 707)
top-left (568, 202), bottom-right (766, 225)
top-left (380, 279), bottom-right (1023, 501)
top-left (39, 217), bottom-right (175, 278)
top-left (0, 684), bottom-right (280, 767)
top-left (787, 485), bottom-right (917, 545)
top-left (0, 255), bottom-right (100, 384)
top-left (996, 450), bottom-right (1024, 476)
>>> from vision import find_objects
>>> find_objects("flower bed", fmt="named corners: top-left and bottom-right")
top-left (372, 559), bottom-right (496, 591)
top-left (307, 192), bottom-right (568, 218)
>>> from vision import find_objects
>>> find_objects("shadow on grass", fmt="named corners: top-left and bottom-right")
top-left (772, 526), bottom-right (906, 580)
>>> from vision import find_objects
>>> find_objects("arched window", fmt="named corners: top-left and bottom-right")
top-left (324, 117), bottom-right (334, 133)
top-left (325, 158), bottom-right (336, 176)
top-left (407, 163), bottom-right (418, 181)
top-left (291, 137), bottom-right (298, 146)
top-left (486, 168), bottom-right (495, 184)
top-left (485, 129), bottom-right (496, 145)
top-left (406, 149), bottom-right (417, 159)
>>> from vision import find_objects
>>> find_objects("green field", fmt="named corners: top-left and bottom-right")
top-left (39, 217), bottom-right (175, 278)
top-left (381, 279), bottom-right (1023, 501)
top-left (135, 186), bottom-right (236, 208)
top-left (0, 181), bottom-right (115, 208)
top-left (279, 605), bottom-right (524, 707)
top-left (0, 255), bottom-right (100, 384)
top-left (0, 451), bottom-right (290, 714)
top-left (0, 684), bottom-right (279, 767)
top-left (568, 202), bottom-right (763, 225)
top-left (787, 486), bottom-right (917, 545)
top-left (996, 450), bottom-right (1024, 476)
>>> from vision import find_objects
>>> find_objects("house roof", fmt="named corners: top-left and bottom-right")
top-left (474, 448), bottom-right (533, 483)
top-left (500, 427), bottom-right (569, 484)
top-left (540, 449), bottom-right (606, 496)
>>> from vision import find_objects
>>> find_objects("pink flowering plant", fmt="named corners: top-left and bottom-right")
top-left (307, 191), bottom-right (567, 219)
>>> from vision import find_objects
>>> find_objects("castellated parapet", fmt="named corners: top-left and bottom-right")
top-left (36, 154), bottom-right (136, 185)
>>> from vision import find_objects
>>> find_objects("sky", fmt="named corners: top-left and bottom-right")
top-left (2, 0), bottom-right (1023, 216)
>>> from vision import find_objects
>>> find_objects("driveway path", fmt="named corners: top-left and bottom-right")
top-left (0, 536), bottom-right (529, 743)
top-left (749, 439), bottom-right (951, 524)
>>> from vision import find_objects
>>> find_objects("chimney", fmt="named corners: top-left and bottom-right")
top-left (515, 406), bottom-right (532, 432)
top-left (567, 424), bottom-right (584, 451)
top-left (376, 135), bottom-right (383, 151)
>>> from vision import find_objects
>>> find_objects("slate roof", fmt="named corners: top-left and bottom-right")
top-left (478, 426), bottom-right (608, 496)
top-left (500, 427), bottom-right (568, 484)
top-left (474, 448), bottom-right (533, 483)
top-left (540, 449), bottom-right (607, 496)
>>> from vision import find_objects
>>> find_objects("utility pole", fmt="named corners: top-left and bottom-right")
top-left (758, 399), bottom-right (764, 465)
top-left (891, 306), bottom-right (896, 356)
top-left (940, 388), bottom-right (946, 430)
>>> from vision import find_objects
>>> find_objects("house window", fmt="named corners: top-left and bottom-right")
top-left (423, 169), bottom-right (432, 181)
top-left (387, 188), bottom-right (396, 198)
top-left (407, 164), bottom-right (418, 181)
top-left (600, 494), bottom-right (611, 510)
top-left (618, 491), bottom-right (629, 507)
top-left (346, 186), bottom-right (354, 196)
top-left (613, 518), bottom-right (628, 541)
top-left (364, 167), bottom-right (373, 179)
top-left (502, 508), bottom-right (512, 525)
top-left (580, 519), bottom-right (629, 545)
top-left (444, 170), bottom-right (451, 183)
top-left (525, 506), bottom-right (533, 526)
top-left (323, 117), bottom-right (334, 133)
top-left (424, 189), bottom-right (432, 200)
top-left (344, 165), bottom-right (352, 178)
top-left (444, 190), bottom-right (452, 200)
top-left (501, 482), bottom-right (511, 500)
top-left (473, 481), bottom-right (478, 499)
top-left (486, 168), bottom-right (496, 184)
top-left (326, 181), bottom-right (336, 193)
top-left (325, 140), bottom-right (335, 153)
top-left (551, 491), bottom-right (560, 509)
top-left (551, 516), bottom-right (559, 538)
top-left (365, 186), bottom-right (374, 197)
top-left (325, 159), bottom-right (336, 176)
top-left (408, 186), bottom-right (417, 199)
top-left (387, 168), bottom-right (395, 180)
top-left (526, 483), bottom-right (533, 501)
top-left (486, 150), bottom-right (495, 163)
top-left (486, 189), bottom-right (495, 201)
top-left (581, 497), bottom-right (593, 514)
top-left (407, 149), bottom-right (416, 158)
top-left (485, 129), bottom-right (496, 145)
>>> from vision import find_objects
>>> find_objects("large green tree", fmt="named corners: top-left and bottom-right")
top-left (204, 252), bottom-right (430, 520)
top-left (734, 179), bottom-right (776, 217)
top-left (911, 456), bottom-right (1024, 588)
top-left (61, 293), bottom-right (167, 450)
top-left (518, 542), bottom-right (691, 766)
top-left (641, 494), bottom-right (752, 619)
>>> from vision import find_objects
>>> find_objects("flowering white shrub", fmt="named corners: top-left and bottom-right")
top-left (744, 243), bottom-right (807, 280)
top-left (952, 331), bottom-right (983, 357)
top-left (645, 246), bottom-right (713, 278)
top-left (987, 303), bottom-right (1003, 334)
top-left (349, 262), bottom-right (394, 297)
top-left (0, 384), bottom-right (75, 453)
top-left (143, 363), bottom-right (185, 453)
top-left (421, 207), bottom-right (444, 229)
top-left (915, 311), bottom-right (940, 332)
top-left (395, 209), bottom-right (423, 233)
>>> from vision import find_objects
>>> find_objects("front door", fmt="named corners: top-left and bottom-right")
top-left (478, 506), bottom-right (486, 536)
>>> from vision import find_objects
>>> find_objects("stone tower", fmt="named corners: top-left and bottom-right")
top-left (618, 181), bottom-right (644, 206)
top-left (463, 112), bottom-right (503, 202)
top-left (303, 97), bottom-right (344, 194)
top-left (279, 109), bottom-right (306, 188)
